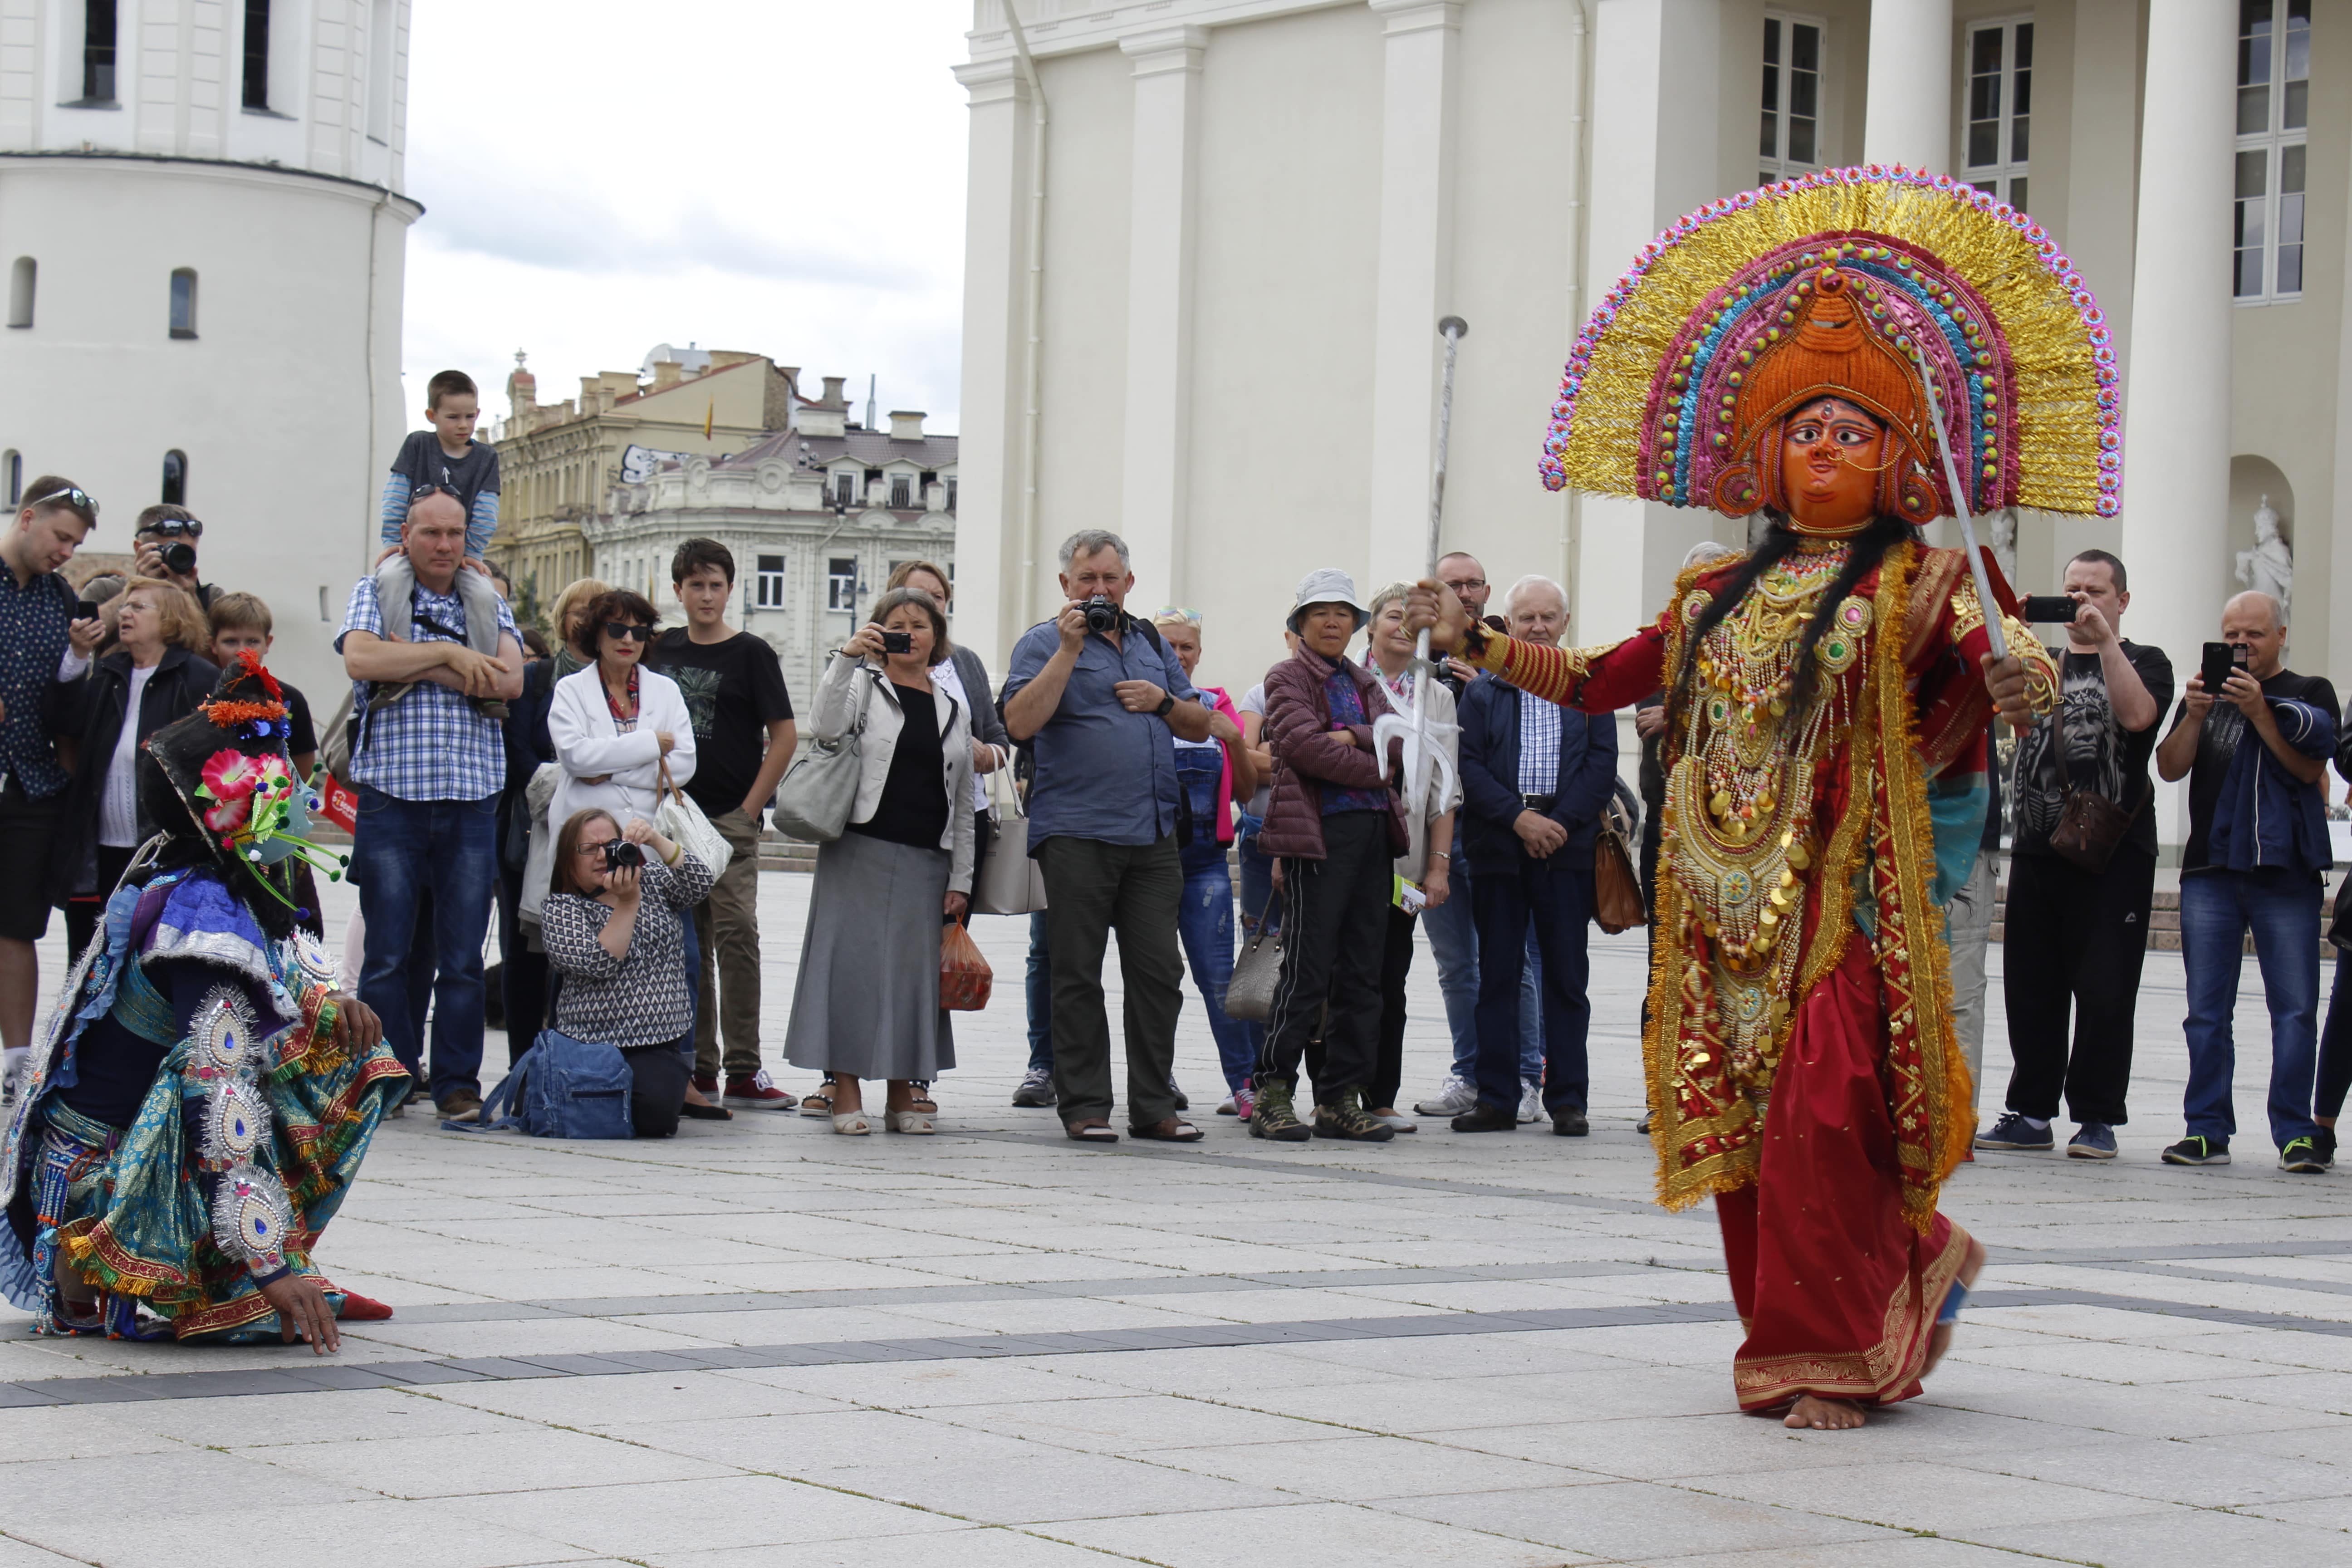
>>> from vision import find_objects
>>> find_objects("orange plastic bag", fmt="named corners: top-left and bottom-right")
top-left (940, 922), bottom-right (993, 1011)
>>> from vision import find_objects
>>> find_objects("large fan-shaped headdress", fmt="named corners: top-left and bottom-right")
top-left (1539, 165), bottom-right (2119, 521)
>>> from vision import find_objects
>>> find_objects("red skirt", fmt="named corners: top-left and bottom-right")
top-left (1716, 932), bottom-right (1972, 1410)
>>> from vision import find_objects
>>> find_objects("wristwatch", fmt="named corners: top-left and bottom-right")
top-left (1153, 694), bottom-right (1176, 718)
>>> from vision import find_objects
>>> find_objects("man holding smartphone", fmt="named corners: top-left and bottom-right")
top-left (2155, 590), bottom-right (2336, 1172)
top-left (1977, 550), bottom-right (2169, 1161)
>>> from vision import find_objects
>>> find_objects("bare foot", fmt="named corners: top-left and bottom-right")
top-left (1923, 1233), bottom-right (1990, 1377)
top-left (1784, 1394), bottom-right (1866, 1430)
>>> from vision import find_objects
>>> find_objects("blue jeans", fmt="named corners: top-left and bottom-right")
top-left (353, 786), bottom-right (499, 1102)
top-left (1025, 911), bottom-right (1053, 1074)
top-left (1469, 855), bottom-right (1594, 1115)
top-left (1179, 841), bottom-right (1256, 1093)
top-left (2179, 869), bottom-right (2323, 1148)
top-left (1422, 858), bottom-right (1544, 1083)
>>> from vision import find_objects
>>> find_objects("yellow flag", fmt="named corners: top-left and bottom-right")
top-left (703, 398), bottom-right (714, 441)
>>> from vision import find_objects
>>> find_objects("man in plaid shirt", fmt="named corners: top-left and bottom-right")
top-left (338, 490), bottom-right (523, 1119)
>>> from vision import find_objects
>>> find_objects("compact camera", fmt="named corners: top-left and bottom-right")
top-left (1083, 595), bottom-right (1121, 634)
top-left (603, 840), bottom-right (645, 871)
top-left (881, 630), bottom-right (913, 655)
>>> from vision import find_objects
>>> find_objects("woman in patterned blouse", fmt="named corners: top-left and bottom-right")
top-left (541, 809), bottom-right (721, 1136)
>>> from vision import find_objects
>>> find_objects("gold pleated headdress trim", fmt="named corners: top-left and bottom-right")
top-left (1539, 165), bottom-right (2119, 519)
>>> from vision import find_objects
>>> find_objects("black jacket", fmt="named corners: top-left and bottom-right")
top-left (48, 646), bottom-right (219, 903)
top-left (1456, 671), bottom-right (1617, 877)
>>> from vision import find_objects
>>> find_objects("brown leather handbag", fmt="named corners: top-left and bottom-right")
top-left (2046, 696), bottom-right (2142, 873)
top-left (1594, 794), bottom-right (1649, 934)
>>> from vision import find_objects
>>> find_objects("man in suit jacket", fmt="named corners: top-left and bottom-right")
top-left (1453, 575), bottom-right (1618, 1136)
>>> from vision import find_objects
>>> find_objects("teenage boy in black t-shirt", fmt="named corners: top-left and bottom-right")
top-left (1978, 550), bottom-right (2171, 1162)
top-left (651, 539), bottom-right (798, 1108)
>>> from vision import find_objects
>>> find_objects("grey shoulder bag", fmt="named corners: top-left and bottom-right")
top-left (773, 665), bottom-right (872, 843)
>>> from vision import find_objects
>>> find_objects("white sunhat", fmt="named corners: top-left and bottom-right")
top-left (1287, 568), bottom-right (1369, 633)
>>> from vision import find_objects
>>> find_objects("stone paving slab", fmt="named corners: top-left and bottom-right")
top-left (0, 869), bottom-right (2349, 1564)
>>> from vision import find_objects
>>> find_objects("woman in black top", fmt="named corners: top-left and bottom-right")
top-left (784, 589), bottom-right (976, 1135)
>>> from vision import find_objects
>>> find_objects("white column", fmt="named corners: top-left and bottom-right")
top-left (951, 56), bottom-right (1031, 668)
top-left (1118, 26), bottom-right (1207, 608)
top-left (1576, 0), bottom-right (1720, 638)
top-left (2119, 0), bottom-right (2235, 851)
top-left (1863, 0), bottom-right (1955, 173)
top-left (1364, 0), bottom-right (1460, 585)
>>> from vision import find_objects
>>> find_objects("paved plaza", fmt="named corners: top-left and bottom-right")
top-left (1, 872), bottom-right (2350, 1566)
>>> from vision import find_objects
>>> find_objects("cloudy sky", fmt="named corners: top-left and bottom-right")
top-left (402, 0), bottom-right (974, 434)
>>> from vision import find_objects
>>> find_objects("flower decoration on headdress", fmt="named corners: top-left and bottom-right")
top-left (1540, 164), bottom-right (2118, 520)
top-left (200, 650), bottom-right (294, 743)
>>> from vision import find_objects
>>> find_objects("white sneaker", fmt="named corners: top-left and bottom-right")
top-left (1517, 1080), bottom-right (1543, 1124)
top-left (1414, 1076), bottom-right (1477, 1117)
top-left (1373, 1112), bottom-right (1419, 1133)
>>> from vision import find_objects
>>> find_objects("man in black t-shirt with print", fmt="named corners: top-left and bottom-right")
top-left (651, 539), bottom-right (798, 1108)
top-left (2154, 589), bottom-right (2336, 1173)
top-left (1978, 550), bottom-right (2171, 1162)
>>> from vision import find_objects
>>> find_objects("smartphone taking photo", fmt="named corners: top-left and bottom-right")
top-left (2020, 594), bottom-right (2079, 624)
top-left (2201, 641), bottom-right (2248, 696)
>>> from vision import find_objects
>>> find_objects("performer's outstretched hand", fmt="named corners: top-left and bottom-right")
top-left (326, 992), bottom-right (383, 1054)
top-left (259, 1273), bottom-right (341, 1355)
top-left (1403, 580), bottom-right (1472, 653)
top-left (1980, 651), bottom-right (2037, 733)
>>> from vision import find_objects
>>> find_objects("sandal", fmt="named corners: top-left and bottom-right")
top-left (887, 1109), bottom-right (935, 1135)
top-left (1063, 1120), bottom-right (1119, 1144)
top-left (909, 1081), bottom-right (939, 1114)
top-left (831, 1110), bottom-right (872, 1136)
top-left (799, 1079), bottom-right (836, 1118)
top-left (1130, 1117), bottom-right (1202, 1143)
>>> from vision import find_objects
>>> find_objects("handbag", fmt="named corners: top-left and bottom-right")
top-left (1593, 793), bottom-right (1648, 935)
top-left (941, 921), bottom-right (994, 1010)
top-left (971, 763), bottom-right (1048, 916)
top-left (656, 758), bottom-right (731, 874)
top-left (2046, 692), bottom-right (2142, 873)
top-left (1225, 897), bottom-right (1285, 1022)
top-left (774, 664), bottom-right (872, 843)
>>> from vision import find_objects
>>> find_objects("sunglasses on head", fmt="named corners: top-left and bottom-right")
top-left (603, 622), bottom-right (655, 642)
top-left (137, 517), bottom-right (203, 539)
top-left (26, 486), bottom-right (94, 514)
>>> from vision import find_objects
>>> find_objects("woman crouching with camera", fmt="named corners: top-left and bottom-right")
top-left (543, 810), bottom-right (723, 1137)
top-left (785, 588), bottom-right (975, 1135)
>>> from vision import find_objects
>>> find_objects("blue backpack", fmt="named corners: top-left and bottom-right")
top-left (448, 1028), bottom-right (633, 1139)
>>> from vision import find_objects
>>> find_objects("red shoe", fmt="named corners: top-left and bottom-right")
top-left (725, 1069), bottom-right (794, 1108)
top-left (334, 1290), bottom-right (395, 1321)
top-left (691, 1072), bottom-right (719, 1096)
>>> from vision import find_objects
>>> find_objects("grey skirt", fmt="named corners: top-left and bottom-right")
top-left (784, 830), bottom-right (956, 1081)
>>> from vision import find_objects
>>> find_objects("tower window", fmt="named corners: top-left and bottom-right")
top-left (169, 270), bottom-right (198, 339)
top-left (243, 0), bottom-right (272, 111)
top-left (8, 258), bottom-right (33, 329)
top-left (81, 1), bottom-right (116, 103)
top-left (162, 450), bottom-right (187, 505)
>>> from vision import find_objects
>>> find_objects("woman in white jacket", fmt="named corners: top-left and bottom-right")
top-left (784, 587), bottom-right (975, 1136)
top-left (548, 589), bottom-right (697, 831)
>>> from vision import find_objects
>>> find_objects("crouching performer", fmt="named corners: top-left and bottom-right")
top-left (0, 653), bottom-right (405, 1349)
top-left (1409, 168), bottom-right (2115, 1427)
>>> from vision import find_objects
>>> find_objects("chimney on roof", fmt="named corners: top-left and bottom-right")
top-left (652, 359), bottom-right (683, 391)
top-left (889, 410), bottom-right (926, 442)
top-left (820, 375), bottom-right (848, 409)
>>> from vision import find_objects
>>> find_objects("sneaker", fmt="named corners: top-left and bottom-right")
top-left (1372, 1111), bottom-right (1418, 1134)
top-left (1976, 1112), bottom-right (2055, 1152)
top-left (2161, 1135), bottom-right (2231, 1166)
top-left (1414, 1076), bottom-right (1477, 1117)
top-left (1551, 1108), bottom-right (1589, 1137)
top-left (691, 1072), bottom-right (719, 1097)
top-left (2320, 1127), bottom-right (2340, 1164)
top-left (724, 1069), bottom-right (794, 1108)
top-left (1170, 1077), bottom-right (1189, 1112)
top-left (435, 1089), bottom-right (483, 1123)
top-left (1011, 1067), bottom-right (1056, 1107)
top-left (1250, 1081), bottom-right (1311, 1142)
top-left (1516, 1080), bottom-right (1542, 1124)
top-left (2282, 1136), bottom-right (2332, 1174)
top-left (1450, 1102), bottom-right (1518, 1133)
top-left (2066, 1122), bottom-right (2118, 1160)
top-left (1233, 1083), bottom-right (1255, 1122)
top-left (1314, 1089), bottom-right (1395, 1142)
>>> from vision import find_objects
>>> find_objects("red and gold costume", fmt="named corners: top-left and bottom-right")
top-left (1482, 167), bottom-right (2114, 1410)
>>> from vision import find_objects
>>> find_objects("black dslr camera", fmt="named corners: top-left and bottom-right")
top-left (1083, 595), bottom-right (1121, 634)
top-left (603, 840), bottom-right (645, 871)
top-left (160, 541), bottom-right (197, 577)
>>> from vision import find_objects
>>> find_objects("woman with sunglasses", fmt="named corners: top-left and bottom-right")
top-left (547, 589), bottom-right (698, 872)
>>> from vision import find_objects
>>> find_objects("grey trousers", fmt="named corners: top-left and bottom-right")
top-left (1944, 846), bottom-right (2000, 1115)
top-left (1037, 833), bottom-right (1184, 1129)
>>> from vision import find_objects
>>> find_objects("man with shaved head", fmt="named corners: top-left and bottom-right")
top-left (2155, 589), bottom-right (2337, 1173)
